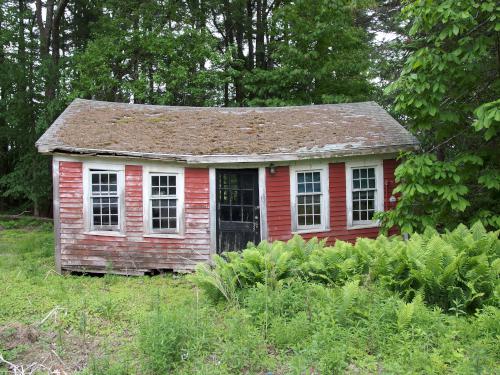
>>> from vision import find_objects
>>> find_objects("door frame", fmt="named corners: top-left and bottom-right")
top-left (209, 166), bottom-right (267, 255)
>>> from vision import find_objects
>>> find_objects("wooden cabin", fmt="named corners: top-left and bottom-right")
top-left (36, 99), bottom-right (418, 274)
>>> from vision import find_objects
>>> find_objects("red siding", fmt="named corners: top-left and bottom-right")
top-left (58, 162), bottom-right (210, 273)
top-left (266, 166), bottom-right (292, 241)
top-left (266, 159), bottom-right (399, 244)
top-left (57, 158), bottom-right (398, 273)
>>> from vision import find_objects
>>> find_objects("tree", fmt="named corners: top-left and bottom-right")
top-left (379, 0), bottom-right (500, 233)
top-left (244, 0), bottom-right (375, 106)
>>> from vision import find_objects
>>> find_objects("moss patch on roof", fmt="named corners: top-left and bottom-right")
top-left (37, 99), bottom-right (418, 158)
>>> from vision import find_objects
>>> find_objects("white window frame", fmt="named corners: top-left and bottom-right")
top-left (290, 163), bottom-right (330, 233)
top-left (143, 165), bottom-right (185, 238)
top-left (345, 159), bottom-right (384, 229)
top-left (82, 162), bottom-right (125, 236)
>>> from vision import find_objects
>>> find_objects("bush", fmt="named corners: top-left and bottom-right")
top-left (193, 222), bottom-right (499, 313)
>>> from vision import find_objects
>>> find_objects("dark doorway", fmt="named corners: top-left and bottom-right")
top-left (216, 169), bottom-right (260, 253)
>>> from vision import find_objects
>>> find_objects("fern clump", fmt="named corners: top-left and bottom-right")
top-left (192, 222), bottom-right (499, 313)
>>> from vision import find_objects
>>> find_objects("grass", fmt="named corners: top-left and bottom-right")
top-left (0, 218), bottom-right (498, 374)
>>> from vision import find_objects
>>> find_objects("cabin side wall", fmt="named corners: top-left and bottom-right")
top-left (58, 160), bottom-right (210, 273)
top-left (266, 159), bottom-right (398, 244)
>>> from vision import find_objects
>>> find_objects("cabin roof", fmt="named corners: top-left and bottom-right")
top-left (36, 99), bottom-right (418, 163)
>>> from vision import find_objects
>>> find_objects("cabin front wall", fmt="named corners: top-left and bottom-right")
top-left (54, 156), bottom-right (398, 274)
top-left (57, 160), bottom-right (210, 273)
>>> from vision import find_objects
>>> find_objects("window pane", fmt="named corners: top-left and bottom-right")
top-left (169, 187), bottom-right (176, 195)
top-left (231, 190), bottom-right (239, 204)
top-left (152, 219), bottom-right (160, 229)
top-left (161, 219), bottom-right (169, 228)
top-left (368, 168), bottom-right (375, 178)
top-left (305, 216), bottom-right (313, 225)
top-left (353, 169), bottom-right (359, 179)
top-left (242, 190), bottom-right (253, 205)
top-left (160, 176), bottom-right (168, 186)
top-left (313, 183), bottom-right (321, 192)
top-left (368, 178), bottom-right (375, 189)
top-left (232, 207), bottom-right (241, 221)
top-left (298, 216), bottom-right (305, 226)
top-left (152, 176), bottom-right (159, 186)
top-left (313, 215), bottom-right (321, 225)
top-left (220, 206), bottom-right (230, 220)
top-left (353, 179), bottom-right (360, 189)
top-left (242, 207), bottom-right (252, 222)
top-left (298, 183), bottom-right (305, 193)
top-left (298, 173), bottom-right (305, 183)
top-left (305, 173), bottom-right (312, 182)
top-left (313, 204), bottom-right (320, 215)
top-left (313, 172), bottom-right (320, 182)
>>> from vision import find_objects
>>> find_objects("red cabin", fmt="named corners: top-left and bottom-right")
top-left (36, 99), bottom-right (418, 274)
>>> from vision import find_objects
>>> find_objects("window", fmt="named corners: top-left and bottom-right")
top-left (290, 165), bottom-right (329, 232)
top-left (346, 161), bottom-right (384, 228)
top-left (297, 171), bottom-right (322, 226)
top-left (89, 169), bottom-right (121, 231)
top-left (150, 174), bottom-right (178, 232)
top-left (143, 166), bottom-right (184, 237)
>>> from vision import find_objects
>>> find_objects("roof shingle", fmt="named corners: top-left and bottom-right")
top-left (36, 99), bottom-right (418, 163)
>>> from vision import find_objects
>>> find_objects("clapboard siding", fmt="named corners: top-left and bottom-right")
top-left (57, 158), bottom-right (398, 274)
top-left (266, 160), bottom-right (398, 244)
top-left (58, 161), bottom-right (210, 273)
top-left (265, 166), bottom-right (292, 241)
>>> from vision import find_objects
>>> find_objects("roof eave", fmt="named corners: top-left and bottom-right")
top-left (38, 143), bottom-right (419, 163)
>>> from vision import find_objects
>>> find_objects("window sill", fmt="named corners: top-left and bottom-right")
top-left (292, 227), bottom-right (329, 235)
top-left (84, 231), bottom-right (126, 237)
top-left (347, 222), bottom-right (380, 230)
top-left (143, 233), bottom-right (185, 239)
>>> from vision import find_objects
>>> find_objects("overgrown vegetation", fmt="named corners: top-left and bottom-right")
top-left (194, 222), bottom-right (499, 313)
top-left (1, 219), bottom-right (499, 373)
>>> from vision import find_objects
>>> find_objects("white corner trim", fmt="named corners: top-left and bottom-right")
top-left (142, 165), bottom-right (185, 236)
top-left (82, 161), bottom-right (126, 234)
top-left (258, 167), bottom-right (268, 241)
top-left (345, 159), bottom-right (384, 228)
top-left (209, 168), bottom-right (217, 255)
top-left (289, 163), bottom-right (330, 233)
top-left (52, 158), bottom-right (61, 273)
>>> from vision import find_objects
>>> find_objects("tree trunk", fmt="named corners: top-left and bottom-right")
top-left (246, 0), bottom-right (254, 70)
top-left (255, 0), bottom-right (265, 69)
